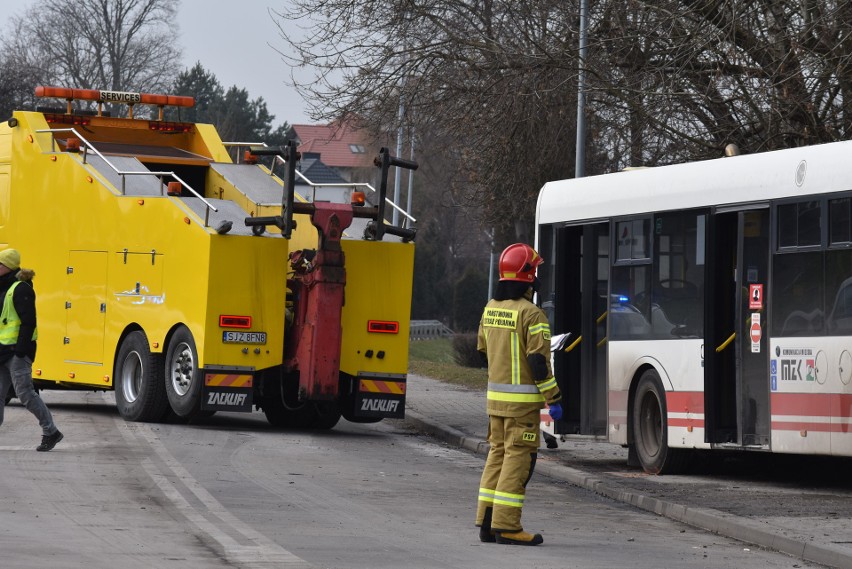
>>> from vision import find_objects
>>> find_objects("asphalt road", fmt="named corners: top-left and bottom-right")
top-left (405, 372), bottom-right (852, 568)
top-left (0, 391), bottom-right (828, 569)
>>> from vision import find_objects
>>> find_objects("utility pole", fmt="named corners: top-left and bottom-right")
top-left (487, 228), bottom-right (495, 301)
top-left (575, 0), bottom-right (589, 179)
top-left (405, 132), bottom-right (415, 228)
top-left (393, 93), bottom-right (404, 226)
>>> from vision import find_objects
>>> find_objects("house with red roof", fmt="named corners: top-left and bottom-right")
top-left (289, 118), bottom-right (376, 183)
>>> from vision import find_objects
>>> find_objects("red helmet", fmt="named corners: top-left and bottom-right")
top-left (498, 243), bottom-right (543, 283)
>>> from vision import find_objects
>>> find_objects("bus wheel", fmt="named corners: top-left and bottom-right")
top-left (115, 330), bottom-right (169, 422)
top-left (632, 369), bottom-right (684, 474)
top-left (165, 326), bottom-right (202, 418)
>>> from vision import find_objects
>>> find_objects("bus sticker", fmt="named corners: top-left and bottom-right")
top-left (778, 348), bottom-right (816, 384)
top-left (749, 284), bottom-right (763, 310)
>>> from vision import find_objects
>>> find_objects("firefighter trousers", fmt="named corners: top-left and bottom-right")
top-left (476, 409), bottom-right (539, 533)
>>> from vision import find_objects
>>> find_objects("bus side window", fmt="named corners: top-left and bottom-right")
top-left (774, 199), bottom-right (825, 337)
top-left (652, 212), bottom-right (705, 338)
top-left (826, 249), bottom-right (852, 335)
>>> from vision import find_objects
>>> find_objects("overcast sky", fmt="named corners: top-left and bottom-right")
top-left (0, 0), bottom-right (313, 127)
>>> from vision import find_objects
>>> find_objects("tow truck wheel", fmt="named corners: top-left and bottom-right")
top-left (631, 368), bottom-right (685, 474)
top-left (262, 378), bottom-right (339, 429)
top-left (341, 409), bottom-right (382, 424)
top-left (263, 378), bottom-right (313, 428)
top-left (115, 330), bottom-right (169, 422)
top-left (311, 402), bottom-right (341, 430)
top-left (165, 326), bottom-right (202, 418)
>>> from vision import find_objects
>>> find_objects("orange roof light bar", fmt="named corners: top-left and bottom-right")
top-left (34, 85), bottom-right (195, 119)
top-left (165, 95), bottom-right (194, 108)
top-left (142, 93), bottom-right (169, 106)
top-left (36, 86), bottom-right (194, 107)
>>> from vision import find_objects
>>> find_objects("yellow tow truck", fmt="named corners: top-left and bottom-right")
top-left (0, 86), bottom-right (416, 428)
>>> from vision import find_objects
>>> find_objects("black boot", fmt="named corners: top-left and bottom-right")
top-left (478, 507), bottom-right (496, 543)
top-left (543, 431), bottom-right (558, 449)
top-left (37, 430), bottom-right (63, 452)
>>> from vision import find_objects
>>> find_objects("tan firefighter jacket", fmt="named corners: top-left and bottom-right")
top-left (477, 296), bottom-right (561, 417)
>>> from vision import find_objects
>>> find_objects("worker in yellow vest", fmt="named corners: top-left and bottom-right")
top-left (476, 243), bottom-right (562, 546)
top-left (0, 249), bottom-right (63, 451)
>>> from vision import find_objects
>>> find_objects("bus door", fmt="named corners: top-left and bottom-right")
top-left (550, 223), bottom-right (608, 436)
top-left (705, 208), bottom-right (770, 447)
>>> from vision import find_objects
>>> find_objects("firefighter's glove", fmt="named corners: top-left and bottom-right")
top-left (548, 403), bottom-right (563, 421)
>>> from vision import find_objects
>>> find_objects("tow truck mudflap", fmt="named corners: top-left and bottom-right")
top-left (352, 373), bottom-right (406, 419)
top-left (200, 369), bottom-right (254, 412)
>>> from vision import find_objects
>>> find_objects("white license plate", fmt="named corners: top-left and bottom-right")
top-left (222, 331), bottom-right (267, 344)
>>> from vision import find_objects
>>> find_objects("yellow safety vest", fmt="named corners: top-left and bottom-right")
top-left (0, 281), bottom-right (37, 345)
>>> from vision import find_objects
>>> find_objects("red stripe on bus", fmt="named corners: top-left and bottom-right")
top-left (770, 392), bottom-right (834, 417)
top-left (611, 390), bottom-right (852, 429)
top-left (771, 392), bottom-right (852, 419)
top-left (613, 390), bottom-right (706, 415)
top-left (609, 390), bottom-right (628, 407)
top-left (770, 421), bottom-right (843, 433)
top-left (668, 418), bottom-right (705, 428)
top-left (666, 391), bottom-right (704, 413)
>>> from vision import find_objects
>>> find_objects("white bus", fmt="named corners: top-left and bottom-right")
top-left (536, 141), bottom-right (852, 473)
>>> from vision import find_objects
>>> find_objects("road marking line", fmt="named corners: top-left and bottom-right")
top-left (115, 414), bottom-right (313, 567)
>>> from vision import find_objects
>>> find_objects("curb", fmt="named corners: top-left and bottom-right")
top-left (403, 410), bottom-right (852, 569)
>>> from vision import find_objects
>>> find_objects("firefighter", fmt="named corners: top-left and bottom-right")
top-left (475, 243), bottom-right (562, 546)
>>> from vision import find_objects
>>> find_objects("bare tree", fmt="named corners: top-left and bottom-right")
top-left (272, 0), bottom-right (585, 242)
top-left (1, 0), bottom-right (181, 105)
top-left (272, 0), bottom-right (852, 258)
top-left (0, 47), bottom-right (43, 119)
top-left (588, 1), bottom-right (852, 164)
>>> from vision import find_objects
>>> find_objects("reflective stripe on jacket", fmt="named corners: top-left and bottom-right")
top-left (0, 281), bottom-right (37, 345)
top-left (477, 296), bottom-right (560, 417)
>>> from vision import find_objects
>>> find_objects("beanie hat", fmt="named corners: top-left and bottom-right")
top-left (0, 248), bottom-right (21, 271)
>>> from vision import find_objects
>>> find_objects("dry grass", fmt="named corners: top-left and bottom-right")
top-left (408, 337), bottom-right (488, 390)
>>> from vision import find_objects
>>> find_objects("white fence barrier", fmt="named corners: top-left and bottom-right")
top-left (409, 320), bottom-right (454, 340)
